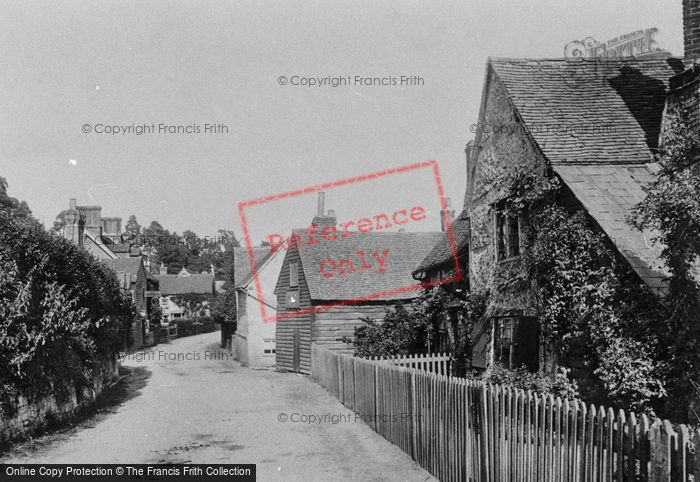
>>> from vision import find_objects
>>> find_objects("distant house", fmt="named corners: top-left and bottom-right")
top-left (102, 256), bottom-right (154, 349)
top-left (274, 195), bottom-right (442, 374)
top-left (412, 201), bottom-right (471, 352)
top-left (61, 199), bottom-right (120, 261)
top-left (61, 198), bottom-right (156, 350)
top-left (155, 266), bottom-right (215, 321)
top-left (232, 246), bottom-right (283, 368)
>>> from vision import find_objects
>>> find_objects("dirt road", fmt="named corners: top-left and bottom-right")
top-left (1, 332), bottom-right (434, 481)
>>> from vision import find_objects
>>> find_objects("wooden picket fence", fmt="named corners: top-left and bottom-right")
top-left (365, 352), bottom-right (452, 376)
top-left (311, 343), bottom-right (700, 482)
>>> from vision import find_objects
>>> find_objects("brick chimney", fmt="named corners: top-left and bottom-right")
top-left (684, 0), bottom-right (700, 66)
top-left (63, 198), bottom-right (84, 245)
top-left (311, 191), bottom-right (337, 229)
top-left (667, 1), bottom-right (700, 133)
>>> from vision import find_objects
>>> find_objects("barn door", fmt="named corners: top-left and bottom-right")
top-left (292, 330), bottom-right (300, 372)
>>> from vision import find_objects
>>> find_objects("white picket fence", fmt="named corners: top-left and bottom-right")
top-left (365, 352), bottom-right (452, 376)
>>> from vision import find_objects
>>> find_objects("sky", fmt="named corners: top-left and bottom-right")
top-left (0, 0), bottom-right (684, 246)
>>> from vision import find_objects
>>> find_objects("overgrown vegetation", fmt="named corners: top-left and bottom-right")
top-left (629, 107), bottom-right (700, 422)
top-left (490, 109), bottom-right (700, 419)
top-left (0, 178), bottom-right (133, 416)
top-left (175, 317), bottom-right (219, 338)
top-left (480, 365), bottom-right (579, 400)
top-left (343, 287), bottom-right (487, 377)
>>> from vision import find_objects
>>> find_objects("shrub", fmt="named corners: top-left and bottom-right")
top-left (175, 317), bottom-right (219, 338)
top-left (0, 178), bottom-right (134, 415)
top-left (478, 365), bottom-right (580, 401)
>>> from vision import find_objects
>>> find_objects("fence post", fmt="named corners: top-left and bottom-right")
top-left (649, 419), bottom-right (672, 481)
top-left (410, 370), bottom-right (417, 461)
top-left (480, 383), bottom-right (490, 482)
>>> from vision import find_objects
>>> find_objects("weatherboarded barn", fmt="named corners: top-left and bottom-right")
top-left (274, 231), bottom-right (442, 374)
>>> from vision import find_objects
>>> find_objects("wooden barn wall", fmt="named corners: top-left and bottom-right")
top-left (274, 247), bottom-right (312, 373)
top-left (313, 304), bottom-right (388, 354)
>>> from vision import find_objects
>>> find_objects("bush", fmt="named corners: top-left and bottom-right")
top-left (0, 178), bottom-right (134, 415)
top-left (478, 365), bottom-right (580, 401)
top-left (175, 317), bottom-right (219, 338)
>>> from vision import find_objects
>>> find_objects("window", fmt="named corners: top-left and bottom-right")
top-left (491, 317), bottom-right (538, 371)
top-left (493, 317), bottom-right (514, 369)
top-left (263, 338), bottom-right (276, 354)
top-left (495, 201), bottom-right (520, 260)
top-left (289, 261), bottom-right (299, 288)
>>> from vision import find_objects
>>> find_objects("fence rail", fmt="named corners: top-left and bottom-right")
top-left (311, 343), bottom-right (700, 482)
top-left (365, 352), bottom-right (452, 376)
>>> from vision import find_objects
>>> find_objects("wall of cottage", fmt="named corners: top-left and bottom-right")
top-left (466, 68), bottom-right (547, 319)
top-left (0, 359), bottom-right (118, 444)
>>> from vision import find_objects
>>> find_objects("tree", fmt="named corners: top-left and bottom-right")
top-left (124, 215), bottom-right (141, 240)
top-left (629, 106), bottom-right (700, 420)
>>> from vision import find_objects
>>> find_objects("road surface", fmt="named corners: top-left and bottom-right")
top-left (1, 331), bottom-right (434, 481)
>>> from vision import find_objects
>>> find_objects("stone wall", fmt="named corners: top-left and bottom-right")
top-left (0, 360), bottom-right (118, 444)
top-left (467, 66), bottom-right (547, 318)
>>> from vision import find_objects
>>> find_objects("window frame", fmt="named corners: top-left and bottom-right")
top-left (289, 261), bottom-right (299, 288)
top-left (494, 200), bottom-right (521, 261)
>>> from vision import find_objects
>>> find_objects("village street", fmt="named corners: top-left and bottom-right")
top-left (0, 332), bottom-right (434, 481)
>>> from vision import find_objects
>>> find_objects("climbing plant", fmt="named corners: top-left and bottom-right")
top-left (492, 164), bottom-right (672, 416)
top-left (629, 106), bottom-right (700, 421)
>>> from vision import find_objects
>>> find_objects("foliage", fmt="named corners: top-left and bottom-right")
top-left (124, 215), bottom-right (141, 239)
top-left (479, 365), bottom-right (579, 400)
top-left (628, 107), bottom-right (700, 420)
top-left (499, 168), bottom-right (672, 416)
top-left (0, 177), bottom-right (134, 414)
top-left (175, 317), bottom-right (219, 338)
top-left (344, 287), bottom-right (487, 371)
top-left (212, 288), bottom-right (237, 327)
top-left (139, 221), bottom-right (239, 281)
top-left (148, 298), bottom-right (163, 330)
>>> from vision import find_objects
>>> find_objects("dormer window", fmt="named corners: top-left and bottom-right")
top-left (495, 200), bottom-right (520, 260)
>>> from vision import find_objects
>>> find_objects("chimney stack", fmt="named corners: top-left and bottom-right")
top-left (312, 192), bottom-right (337, 230)
top-left (317, 192), bottom-right (325, 216)
top-left (69, 198), bottom-right (77, 211)
top-left (440, 198), bottom-right (456, 232)
top-left (684, 0), bottom-right (700, 66)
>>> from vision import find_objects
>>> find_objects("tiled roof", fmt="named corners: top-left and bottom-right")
top-left (154, 273), bottom-right (215, 295)
top-left (489, 58), bottom-right (684, 165)
top-left (295, 231), bottom-right (443, 301)
top-left (413, 212), bottom-right (470, 275)
top-left (233, 247), bottom-right (273, 288)
top-left (103, 257), bottom-right (144, 276)
top-left (555, 164), bottom-right (672, 294)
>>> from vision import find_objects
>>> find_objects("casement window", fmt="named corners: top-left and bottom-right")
top-left (289, 261), bottom-right (299, 288)
top-left (494, 317), bottom-right (514, 369)
top-left (495, 200), bottom-right (520, 260)
top-left (491, 316), bottom-right (538, 371)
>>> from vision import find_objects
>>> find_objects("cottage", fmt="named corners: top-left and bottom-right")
top-left (462, 47), bottom-right (700, 372)
top-left (60, 198), bottom-right (159, 349)
top-left (412, 199), bottom-right (471, 352)
top-left (154, 266), bottom-right (216, 321)
top-left (232, 246), bottom-right (283, 368)
top-left (274, 193), bottom-right (442, 374)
